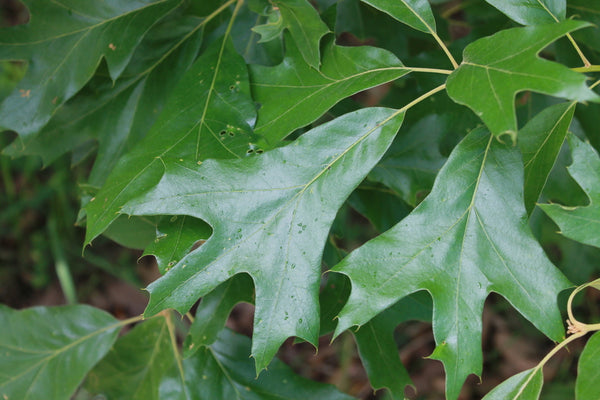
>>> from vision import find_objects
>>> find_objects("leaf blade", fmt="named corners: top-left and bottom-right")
top-left (0, 305), bottom-right (120, 400)
top-left (446, 21), bottom-right (598, 142)
top-left (122, 107), bottom-right (404, 371)
top-left (333, 127), bottom-right (570, 399)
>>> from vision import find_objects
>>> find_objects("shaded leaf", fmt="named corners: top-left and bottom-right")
top-left (485, 0), bottom-right (565, 25)
top-left (0, 0), bottom-right (180, 139)
top-left (568, 1), bottom-right (600, 53)
top-left (360, 0), bottom-right (436, 34)
top-left (273, 0), bottom-right (330, 68)
top-left (85, 27), bottom-right (258, 244)
top-left (86, 317), bottom-right (177, 400)
top-left (519, 101), bottom-right (576, 215)
top-left (333, 128), bottom-right (570, 399)
top-left (353, 292), bottom-right (432, 400)
top-left (161, 328), bottom-right (355, 400)
top-left (4, 14), bottom-right (204, 190)
top-left (482, 368), bottom-right (543, 399)
top-left (250, 36), bottom-right (409, 145)
top-left (118, 108), bottom-right (404, 371)
top-left (144, 215), bottom-right (212, 274)
top-left (576, 331), bottom-right (600, 400)
top-left (369, 114), bottom-right (448, 206)
top-left (348, 185), bottom-right (411, 232)
top-left (540, 134), bottom-right (600, 248)
top-left (0, 305), bottom-right (120, 400)
top-left (184, 273), bottom-right (254, 357)
top-left (446, 21), bottom-right (597, 142)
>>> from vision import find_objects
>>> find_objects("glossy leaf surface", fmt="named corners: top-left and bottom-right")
top-left (144, 215), bottom-right (212, 274)
top-left (446, 21), bottom-right (597, 142)
top-left (86, 317), bottom-right (176, 400)
top-left (519, 102), bottom-right (576, 215)
top-left (120, 108), bottom-right (404, 371)
top-left (273, 0), bottom-right (330, 68)
top-left (482, 368), bottom-right (543, 399)
top-left (0, 305), bottom-right (120, 400)
top-left (333, 128), bottom-right (570, 399)
top-left (540, 134), bottom-right (600, 248)
top-left (360, 0), bottom-right (436, 34)
top-left (485, 0), bottom-right (565, 25)
top-left (0, 0), bottom-right (180, 138)
top-left (576, 331), bottom-right (600, 400)
top-left (4, 15), bottom-right (204, 190)
top-left (250, 37), bottom-right (409, 145)
top-left (85, 29), bottom-right (257, 244)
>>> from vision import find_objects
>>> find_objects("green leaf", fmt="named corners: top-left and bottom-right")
top-left (250, 36), bottom-right (409, 145)
top-left (119, 107), bottom-right (404, 371)
top-left (485, 0), bottom-right (565, 25)
top-left (576, 331), bottom-right (600, 400)
top-left (4, 14), bottom-right (204, 190)
top-left (333, 127), bottom-right (570, 400)
top-left (446, 21), bottom-right (598, 143)
top-left (519, 101), bottom-right (576, 215)
top-left (103, 215), bottom-right (158, 250)
top-left (272, 0), bottom-right (330, 68)
top-left (567, 1), bottom-right (600, 53)
top-left (252, 8), bottom-right (285, 43)
top-left (86, 317), bottom-right (176, 400)
top-left (360, 0), bottom-right (436, 34)
top-left (0, 0), bottom-right (180, 139)
top-left (482, 368), bottom-right (543, 399)
top-left (353, 292), bottom-right (432, 400)
top-left (540, 134), bottom-right (600, 248)
top-left (184, 273), bottom-right (254, 357)
top-left (143, 215), bottom-right (212, 274)
top-left (163, 328), bottom-right (355, 400)
top-left (349, 185), bottom-right (411, 232)
top-left (85, 29), bottom-right (258, 244)
top-left (368, 114), bottom-right (448, 206)
top-left (0, 305), bottom-right (121, 400)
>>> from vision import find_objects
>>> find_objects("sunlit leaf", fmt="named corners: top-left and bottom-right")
top-left (360, 0), bottom-right (436, 34)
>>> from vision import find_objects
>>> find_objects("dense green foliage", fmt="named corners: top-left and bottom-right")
top-left (2, 0), bottom-right (600, 399)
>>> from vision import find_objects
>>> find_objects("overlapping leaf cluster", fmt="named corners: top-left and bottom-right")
top-left (2, 0), bottom-right (600, 399)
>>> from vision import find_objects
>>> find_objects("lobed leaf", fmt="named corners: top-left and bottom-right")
top-left (120, 107), bottom-right (404, 371)
top-left (0, 0), bottom-right (180, 139)
top-left (540, 134), bottom-right (600, 248)
top-left (272, 0), bottom-right (330, 69)
top-left (0, 305), bottom-right (121, 400)
top-left (250, 36), bottom-right (409, 146)
top-left (446, 21), bottom-right (598, 143)
top-left (333, 127), bottom-right (570, 399)
top-left (85, 29), bottom-right (257, 244)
